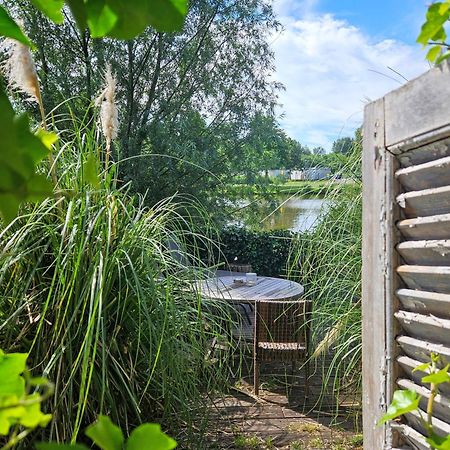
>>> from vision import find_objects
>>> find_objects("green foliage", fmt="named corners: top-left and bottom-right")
top-left (0, 4), bottom-right (33, 46)
top-left (0, 119), bottom-right (232, 447)
top-left (85, 416), bottom-right (124, 450)
top-left (0, 90), bottom-right (53, 224)
top-left (126, 423), bottom-right (177, 450)
top-left (378, 390), bottom-right (420, 425)
top-left (27, 0), bottom-right (187, 37)
top-left (331, 137), bottom-right (354, 156)
top-left (381, 354), bottom-right (450, 449)
top-left (37, 416), bottom-right (177, 450)
top-left (218, 226), bottom-right (294, 277)
top-left (0, 350), bottom-right (53, 447)
top-left (288, 142), bottom-right (362, 419)
top-left (0, 0), bottom-right (189, 224)
top-left (30, 0), bottom-right (65, 24)
top-left (417, 0), bottom-right (450, 63)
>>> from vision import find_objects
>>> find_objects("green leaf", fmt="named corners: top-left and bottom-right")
top-left (439, 2), bottom-right (450, 15)
top-left (36, 129), bottom-right (58, 150)
top-left (426, 45), bottom-right (443, 62)
top-left (29, 0), bottom-right (65, 24)
top-left (126, 423), bottom-right (177, 450)
top-left (0, 5), bottom-right (33, 47)
top-left (417, 3), bottom-right (450, 45)
top-left (85, 0), bottom-right (118, 38)
top-left (0, 88), bottom-right (52, 223)
top-left (0, 395), bottom-right (25, 435)
top-left (0, 352), bottom-right (28, 397)
top-left (427, 432), bottom-right (450, 450)
top-left (19, 393), bottom-right (52, 429)
top-left (145, 0), bottom-right (188, 33)
top-left (36, 444), bottom-right (90, 450)
top-left (378, 390), bottom-right (420, 425)
top-left (66, 0), bottom-right (88, 30)
top-left (68, 0), bottom-right (188, 39)
top-left (413, 362), bottom-right (431, 373)
top-left (83, 153), bottom-right (100, 189)
top-left (422, 365), bottom-right (450, 385)
top-left (85, 416), bottom-right (124, 450)
top-left (436, 51), bottom-right (450, 64)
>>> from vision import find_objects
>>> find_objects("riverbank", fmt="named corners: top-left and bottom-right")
top-left (227, 180), bottom-right (352, 198)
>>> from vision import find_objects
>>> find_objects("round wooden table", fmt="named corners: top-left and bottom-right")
top-left (198, 275), bottom-right (305, 304)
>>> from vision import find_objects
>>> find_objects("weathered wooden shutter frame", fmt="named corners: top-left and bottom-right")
top-left (362, 61), bottom-right (450, 449)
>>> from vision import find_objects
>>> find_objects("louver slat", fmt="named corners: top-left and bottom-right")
top-left (396, 156), bottom-right (450, 190)
top-left (397, 240), bottom-right (450, 265)
top-left (396, 185), bottom-right (450, 218)
top-left (397, 265), bottom-right (450, 293)
top-left (397, 289), bottom-right (450, 318)
top-left (397, 213), bottom-right (450, 240)
top-left (394, 311), bottom-right (450, 346)
top-left (405, 409), bottom-right (450, 438)
top-left (396, 138), bottom-right (450, 167)
top-left (397, 335), bottom-right (450, 366)
top-left (390, 423), bottom-right (430, 450)
top-left (397, 355), bottom-right (450, 396)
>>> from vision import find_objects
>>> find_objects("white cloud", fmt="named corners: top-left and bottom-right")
top-left (272, 13), bottom-right (429, 149)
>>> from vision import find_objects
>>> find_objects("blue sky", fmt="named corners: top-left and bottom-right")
top-left (272, 0), bottom-right (430, 150)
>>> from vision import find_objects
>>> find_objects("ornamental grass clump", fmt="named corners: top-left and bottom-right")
top-left (289, 141), bottom-right (362, 421)
top-left (0, 115), bottom-right (233, 447)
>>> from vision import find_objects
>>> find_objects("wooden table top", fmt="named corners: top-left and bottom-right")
top-left (197, 276), bottom-right (304, 303)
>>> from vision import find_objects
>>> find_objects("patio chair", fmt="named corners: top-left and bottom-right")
top-left (253, 299), bottom-right (311, 396)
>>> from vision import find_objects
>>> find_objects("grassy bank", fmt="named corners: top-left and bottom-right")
top-left (227, 180), bottom-right (354, 198)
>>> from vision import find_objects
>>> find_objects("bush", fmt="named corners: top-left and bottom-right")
top-left (218, 225), bottom-right (294, 277)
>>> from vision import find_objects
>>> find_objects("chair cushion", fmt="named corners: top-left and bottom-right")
top-left (258, 342), bottom-right (306, 351)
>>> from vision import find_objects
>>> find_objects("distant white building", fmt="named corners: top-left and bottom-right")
top-left (290, 167), bottom-right (331, 181)
top-left (262, 169), bottom-right (289, 178)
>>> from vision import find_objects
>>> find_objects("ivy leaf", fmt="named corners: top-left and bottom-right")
top-left (413, 362), bottom-right (431, 373)
top-left (378, 390), bottom-right (420, 425)
top-left (85, 0), bottom-right (118, 38)
top-left (422, 365), bottom-right (450, 385)
top-left (0, 88), bottom-right (52, 223)
top-left (66, 0), bottom-right (88, 30)
top-left (427, 432), bottom-right (450, 450)
top-left (436, 51), bottom-right (450, 64)
top-left (36, 129), bottom-right (58, 150)
top-left (0, 5), bottom-right (33, 47)
top-left (85, 416), bottom-right (124, 450)
top-left (29, 0), bottom-right (65, 24)
top-left (426, 45), bottom-right (443, 62)
top-left (19, 393), bottom-right (52, 429)
top-left (107, 0), bottom-right (188, 38)
top-left (0, 351), bottom-right (28, 397)
top-left (417, 3), bottom-right (450, 45)
top-left (67, 0), bottom-right (188, 39)
top-left (0, 395), bottom-right (25, 435)
top-left (126, 423), bottom-right (177, 450)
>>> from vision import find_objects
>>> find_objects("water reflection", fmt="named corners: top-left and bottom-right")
top-left (231, 196), bottom-right (329, 233)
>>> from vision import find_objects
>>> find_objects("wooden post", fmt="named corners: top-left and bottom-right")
top-left (362, 98), bottom-right (390, 449)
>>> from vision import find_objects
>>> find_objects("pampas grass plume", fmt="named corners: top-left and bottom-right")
top-left (96, 64), bottom-right (118, 169)
top-left (1, 38), bottom-right (42, 106)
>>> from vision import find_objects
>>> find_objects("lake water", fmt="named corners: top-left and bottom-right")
top-left (231, 196), bottom-right (329, 233)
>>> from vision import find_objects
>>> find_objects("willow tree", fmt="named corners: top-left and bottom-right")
top-left (9, 0), bottom-right (281, 207)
